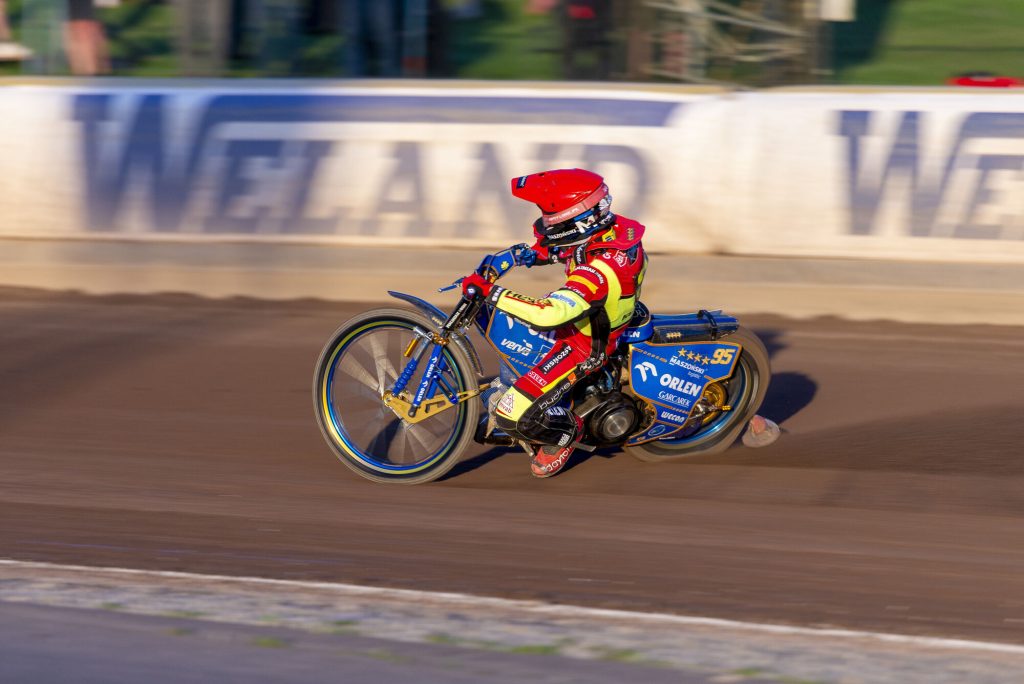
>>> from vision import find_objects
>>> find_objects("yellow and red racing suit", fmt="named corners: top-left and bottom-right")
top-left (488, 217), bottom-right (647, 447)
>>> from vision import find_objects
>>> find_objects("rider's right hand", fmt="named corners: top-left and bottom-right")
top-left (460, 272), bottom-right (493, 299)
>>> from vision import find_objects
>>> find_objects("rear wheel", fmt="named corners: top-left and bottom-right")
top-left (626, 327), bottom-right (770, 462)
top-left (313, 309), bottom-right (480, 484)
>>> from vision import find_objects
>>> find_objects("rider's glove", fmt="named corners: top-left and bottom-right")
top-left (461, 272), bottom-right (494, 300)
top-left (514, 244), bottom-right (539, 268)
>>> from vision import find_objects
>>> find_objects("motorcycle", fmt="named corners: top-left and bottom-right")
top-left (313, 244), bottom-right (771, 484)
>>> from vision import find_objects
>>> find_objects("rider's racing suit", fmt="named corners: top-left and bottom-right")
top-left (487, 217), bottom-right (647, 449)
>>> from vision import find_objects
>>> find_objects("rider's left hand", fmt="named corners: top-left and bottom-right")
top-left (461, 272), bottom-right (493, 299)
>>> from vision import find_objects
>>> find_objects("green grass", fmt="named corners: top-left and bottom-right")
top-left (447, 0), bottom-right (561, 80)
top-left (162, 609), bottom-right (205, 619)
top-left (166, 627), bottom-right (195, 637)
top-left (505, 643), bottom-right (563, 656)
top-left (251, 636), bottom-right (289, 649)
top-left (836, 0), bottom-right (1024, 85)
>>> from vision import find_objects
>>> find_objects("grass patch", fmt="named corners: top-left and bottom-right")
top-left (733, 667), bottom-right (769, 677)
top-left (506, 643), bottom-right (563, 656)
top-left (162, 610), bottom-right (205, 619)
top-left (251, 636), bottom-right (289, 649)
top-left (166, 627), bottom-right (194, 637)
top-left (836, 0), bottom-right (1024, 85)
top-left (99, 602), bottom-right (124, 611)
top-left (364, 648), bottom-right (413, 664)
top-left (447, 0), bottom-right (561, 80)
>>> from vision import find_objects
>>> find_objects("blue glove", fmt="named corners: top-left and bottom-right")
top-left (511, 243), bottom-right (539, 268)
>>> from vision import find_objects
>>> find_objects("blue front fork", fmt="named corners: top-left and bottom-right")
top-left (391, 343), bottom-right (459, 417)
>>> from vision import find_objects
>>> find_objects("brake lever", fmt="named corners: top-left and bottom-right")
top-left (438, 277), bottom-right (464, 293)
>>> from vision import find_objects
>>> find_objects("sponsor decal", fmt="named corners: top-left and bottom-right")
top-left (839, 110), bottom-right (1024, 240)
top-left (504, 291), bottom-right (549, 307)
top-left (574, 244), bottom-right (587, 266)
top-left (557, 433), bottom-right (572, 446)
top-left (647, 424), bottom-right (668, 437)
top-left (563, 282), bottom-right (590, 299)
top-left (660, 411), bottom-right (686, 424)
top-left (657, 390), bottom-right (693, 407)
top-left (573, 265), bottom-right (605, 285)
top-left (414, 354), bottom-right (439, 404)
top-left (527, 370), bottom-right (549, 387)
top-left (633, 361), bottom-right (658, 383)
top-left (497, 392), bottom-right (515, 415)
top-left (547, 406), bottom-right (568, 416)
top-left (669, 354), bottom-right (706, 375)
top-left (72, 93), bottom-right (656, 237)
top-left (536, 379), bottom-right (571, 411)
top-left (541, 345), bottom-right (572, 374)
top-left (603, 250), bottom-right (628, 267)
top-left (547, 292), bottom-right (579, 308)
top-left (501, 338), bottom-right (533, 355)
top-left (547, 227), bottom-right (584, 240)
top-left (660, 375), bottom-right (703, 396)
top-left (516, 175), bottom-right (528, 188)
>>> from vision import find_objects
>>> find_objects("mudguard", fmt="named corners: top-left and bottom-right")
top-left (387, 291), bottom-right (485, 378)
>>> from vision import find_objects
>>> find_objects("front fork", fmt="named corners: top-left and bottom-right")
top-left (386, 296), bottom-right (483, 421)
top-left (391, 331), bottom-right (459, 419)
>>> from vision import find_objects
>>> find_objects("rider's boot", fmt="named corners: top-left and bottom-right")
top-left (529, 415), bottom-right (583, 479)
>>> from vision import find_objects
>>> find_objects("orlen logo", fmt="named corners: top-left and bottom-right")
top-left (659, 375), bottom-right (702, 397)
top-left (633, 361), bottom-right (658, 382)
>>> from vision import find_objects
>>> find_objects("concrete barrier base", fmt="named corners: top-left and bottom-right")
top-left (3, 239), bottom-right (1023, 326)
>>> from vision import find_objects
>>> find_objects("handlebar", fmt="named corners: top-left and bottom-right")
top-left (435, 243), bottom-right (538, 334)
top-left (437, 243), bottom-right (537, 294)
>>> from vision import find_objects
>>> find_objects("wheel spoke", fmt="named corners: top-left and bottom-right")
top-left (338, 354), bottom-right (381, 394)
top-left (404, 421), bottom-right (434, 455)
top-left (390, 423), bottom-right (412, 463)
top-left (367, 333), bottom-right (399, 393)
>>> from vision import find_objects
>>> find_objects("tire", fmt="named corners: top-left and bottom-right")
top-left (626, 327), bottom-right (770, 462)
top-left (313, 308), bottom-right (480, 484)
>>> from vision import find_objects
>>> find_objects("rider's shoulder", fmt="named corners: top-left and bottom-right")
top-left (585, 217), bottom-right (644, 253)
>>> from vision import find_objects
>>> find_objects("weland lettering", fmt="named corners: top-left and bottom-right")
top-left (839, 110), bottom-right (1024, 240)
top-left (73, 93), bottom-right (655, 237)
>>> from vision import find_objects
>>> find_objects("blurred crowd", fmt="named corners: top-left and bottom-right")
top-left (0, 0), bottom-right (624, 78)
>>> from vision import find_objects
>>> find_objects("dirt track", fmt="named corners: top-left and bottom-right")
top-left (2, 288), bottom-right (1023, 644)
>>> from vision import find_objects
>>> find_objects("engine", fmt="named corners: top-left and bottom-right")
top-left (584, 390), bottom-right (642, 446)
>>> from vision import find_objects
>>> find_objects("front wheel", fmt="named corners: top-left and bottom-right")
top-left (313, 308), bottom-right (480, 484)
top-left (626, 327), bottom-right (770, 462)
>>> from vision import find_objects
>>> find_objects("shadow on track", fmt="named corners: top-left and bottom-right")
top-left (752, 327), bottom-right (818, 429)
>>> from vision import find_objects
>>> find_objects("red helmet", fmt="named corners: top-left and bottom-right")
top-left (511, 168), bottom-right (615, 248)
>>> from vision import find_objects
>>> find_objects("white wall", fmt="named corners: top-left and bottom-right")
top-left (1, 82), bottom-right (1022, 263)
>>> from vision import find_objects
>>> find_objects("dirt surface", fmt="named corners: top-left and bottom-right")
top-left (2, 288), bottom-right (1023, 644)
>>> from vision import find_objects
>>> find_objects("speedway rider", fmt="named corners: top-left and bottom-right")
top-left (461, 169), bottom-right (647, 478)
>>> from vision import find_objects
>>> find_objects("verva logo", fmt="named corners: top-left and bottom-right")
top-left (501, 338), bottom-right (532, 355)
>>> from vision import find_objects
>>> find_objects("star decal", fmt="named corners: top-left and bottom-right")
top-left (701, 355), bottom-right (711, 364)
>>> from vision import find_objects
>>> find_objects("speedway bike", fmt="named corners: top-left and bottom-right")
top-left (313, 244), bottom-right (770, 484)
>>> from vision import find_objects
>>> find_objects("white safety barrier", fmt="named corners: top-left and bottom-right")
top-left (1, 83), bottom-right (1022, 264)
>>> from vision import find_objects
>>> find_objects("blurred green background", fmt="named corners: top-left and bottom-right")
top-left (1, 0), bottom-right (1022, 85)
